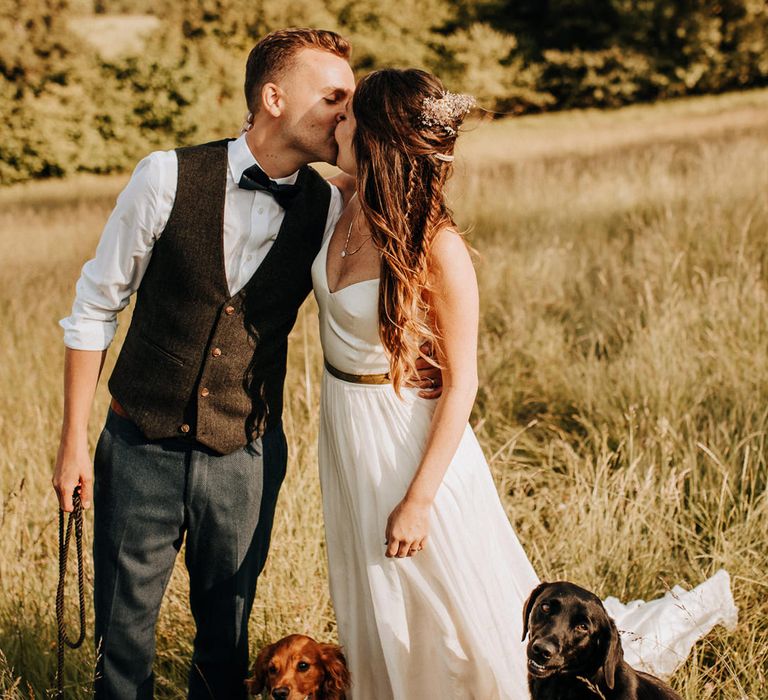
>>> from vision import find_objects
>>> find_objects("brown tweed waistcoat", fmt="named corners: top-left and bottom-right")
top-left (108, 139), bottom-right (331, 454)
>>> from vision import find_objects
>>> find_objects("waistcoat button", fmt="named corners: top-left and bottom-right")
top-left (180, 423), bottom-right (190, 433)
top-left (212, 347), bottom-right (222, 357)
top-left (224, 305), bottom-right (235, 315)
top-left (200, 387), bottom-right (210, 397)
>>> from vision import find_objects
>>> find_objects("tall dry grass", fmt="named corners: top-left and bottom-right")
top-left (1, 89), bottom-right (767, 698)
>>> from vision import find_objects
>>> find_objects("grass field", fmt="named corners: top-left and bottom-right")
top-left (1, 89), bottom-right (767, 698)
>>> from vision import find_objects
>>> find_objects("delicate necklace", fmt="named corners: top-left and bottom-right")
top-left (341, 208), bottom-right (370, 258)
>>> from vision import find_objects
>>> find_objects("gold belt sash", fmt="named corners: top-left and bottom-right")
top-left (324, 359), bottom-right (390, 385)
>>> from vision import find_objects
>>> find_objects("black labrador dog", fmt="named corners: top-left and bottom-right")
top-left (522, 581), bottom-right (682, 700)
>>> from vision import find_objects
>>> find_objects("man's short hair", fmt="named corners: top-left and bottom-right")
top-left (244, 28), bottom-right (352, 112)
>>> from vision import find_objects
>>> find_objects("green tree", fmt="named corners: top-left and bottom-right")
top-left (437, 23), bottom-right (552, 111)
top-left (2, 0), bottom-right (767, 185)
top-left (0, 0), bottom-right (96, 181)
top-left (328, 0), bottom-right (455, 71)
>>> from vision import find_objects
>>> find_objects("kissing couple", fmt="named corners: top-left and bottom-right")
top-left (54, 27), bottom-right (735, 700)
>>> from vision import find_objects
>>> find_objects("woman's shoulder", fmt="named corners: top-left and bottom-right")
top-left (430, 226), bottom-right (471, 266)
top-left (432, 225), bottom-right (465, 248)
top-left (428, 227), bottom-right (476, 288)
top-left (326, 172), bottom-right (357, 207)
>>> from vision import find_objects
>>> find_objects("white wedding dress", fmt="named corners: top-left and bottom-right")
top-left (311, 233), bottom-right (737, 699)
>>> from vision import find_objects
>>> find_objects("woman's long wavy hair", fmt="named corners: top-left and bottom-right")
top-left (352, 69), bottom-right (467, 393)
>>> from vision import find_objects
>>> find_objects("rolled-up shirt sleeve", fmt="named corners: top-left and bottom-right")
top-left (60, 150), bottom-right (177, 350)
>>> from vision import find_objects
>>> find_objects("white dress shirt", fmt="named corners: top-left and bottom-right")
top-left (61, 134), bottom-right (343, 350)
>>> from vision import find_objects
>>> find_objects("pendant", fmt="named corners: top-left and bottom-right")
top-left (341, 251), bottom-right (346, 257)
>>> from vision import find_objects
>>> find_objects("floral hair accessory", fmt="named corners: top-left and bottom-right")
top-left (418, 92), bottom-right (476, 136)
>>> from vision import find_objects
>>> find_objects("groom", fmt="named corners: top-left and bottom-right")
top-left (52, 28), bottom-right (356, 699)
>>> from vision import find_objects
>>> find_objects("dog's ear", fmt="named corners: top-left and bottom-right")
top-left (602, 617), bottom-right (623, 690)
top-left (245, 642), bottom-right (275, 696)
top-left (522, 582), bottom-right (550, 641)
top-left (319, 643), bottom-right (351, 699)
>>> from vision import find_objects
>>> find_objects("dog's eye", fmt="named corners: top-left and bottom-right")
top-left (575, 623), bottom-right (589, 633)
top-left (297, 661), bottom-right (310, 672)
top-left (268, 664), bottom-right (277, 675)
top-left (540, 602), bottom-right (551, 614)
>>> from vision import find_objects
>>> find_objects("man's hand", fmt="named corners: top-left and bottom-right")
top-left (411, 341), bottom-right (443, 399)
top-left (53, 438), bottom-right (93, 512)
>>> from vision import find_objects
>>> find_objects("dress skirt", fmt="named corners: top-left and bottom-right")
top-left (318, 369), bottom-right (539, 700)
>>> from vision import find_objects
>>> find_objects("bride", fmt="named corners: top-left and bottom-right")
top-left (311, 68), bottom-right (736, 699)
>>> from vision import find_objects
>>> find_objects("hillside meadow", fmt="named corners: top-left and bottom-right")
top-left (1, 89), bottom-right (767, 697)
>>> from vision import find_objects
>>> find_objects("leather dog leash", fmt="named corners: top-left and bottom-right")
top-left (55, 490), bottom-right (86, 697)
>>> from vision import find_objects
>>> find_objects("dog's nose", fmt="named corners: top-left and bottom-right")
top-left (272, 688), bottom-right (289, 700)
top-left (531, 640), bottom-right (556, 662)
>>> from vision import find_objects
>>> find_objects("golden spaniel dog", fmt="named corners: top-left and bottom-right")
top-left (246, 634), bottom-right (350, 700)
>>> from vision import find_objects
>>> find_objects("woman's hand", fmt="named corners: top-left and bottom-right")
top-left (240, 111), bottom-right (253, 136)
top-left (385, 497), bottom-right (431, 558)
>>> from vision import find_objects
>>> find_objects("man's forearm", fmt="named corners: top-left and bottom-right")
top-left (53, 347), bottom-right (107, 511)
top-left (61, 347), bottom-right (107, 441)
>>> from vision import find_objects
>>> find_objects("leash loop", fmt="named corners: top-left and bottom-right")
top-left (55, 491), bottom-right (87, 697)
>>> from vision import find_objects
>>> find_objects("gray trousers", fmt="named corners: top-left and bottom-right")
top-left (92, 409), bottom-right (287, 699)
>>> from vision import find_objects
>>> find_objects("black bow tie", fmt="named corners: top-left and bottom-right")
top-left (238, 163), bottom-right (302, 209)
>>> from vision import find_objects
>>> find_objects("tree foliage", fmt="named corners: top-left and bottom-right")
top-left (1, 0), bottom-right (767, 183)
top-left (0, 0), bottom-right (95, 181)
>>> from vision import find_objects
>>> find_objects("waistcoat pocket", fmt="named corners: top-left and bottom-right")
top-left (138, 332), bottom-right (185, 366)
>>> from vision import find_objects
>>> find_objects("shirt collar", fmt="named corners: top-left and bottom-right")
top-left (228, 133), bottom-right (300, 186)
